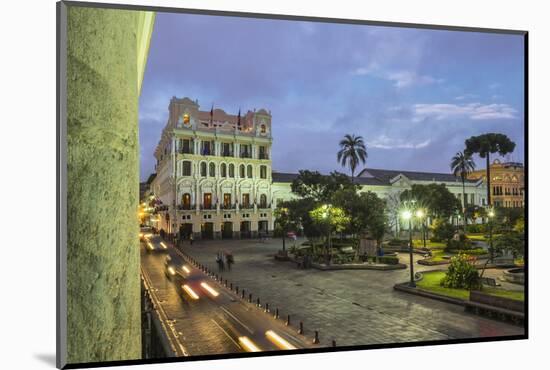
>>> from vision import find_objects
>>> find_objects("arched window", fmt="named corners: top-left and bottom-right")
top-left (200, 162), bottom-right (207, 177)
top-left (240, 164), bottom-right (245, 178)
top-left (181, 161), bottom-right (192, 176)
top-left (209, 162), bottom-right (216, 177)
top-left (260, 165), bottom-right (267, 179)
top-left (259, 194), bottom-right (267, 208)
top-left (220, 163), bottom-right (227, 177)
top-left (247, 164), bottom-right (253, 178)
top-left (229, 163), bottom-right (235, 178)
top-left (181, 193), bottom-right (191, 209)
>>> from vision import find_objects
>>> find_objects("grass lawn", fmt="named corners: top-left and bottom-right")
top-left (412, 239), bottom-right (446, 249)
top-left (416, 271), bottom-right (524, 301)
top-left (426, 249), bottom-right (451, 262)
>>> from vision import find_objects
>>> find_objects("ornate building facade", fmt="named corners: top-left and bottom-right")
top-left (468, 159), bottom-right (524, 208)
top-left (151, 97), bottom-right (273, 239)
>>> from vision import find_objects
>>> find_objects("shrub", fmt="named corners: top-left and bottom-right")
top-left (431, 219), bottom-right (455, 243)
top-left (440, 253), bottom-right (481, 290)
top-left (387, 238), bottom-right (406, 246)
top-left (446, 238), bottom-right (473, 250)
top-left (466, 224), bottom-right (487, 234)
top-left (446, 248), bottom-right (487, 256)
top-left (368, 255), bottom-right (399, 265)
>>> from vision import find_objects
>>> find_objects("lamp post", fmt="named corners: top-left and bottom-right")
top-left (401, 209), bottom-right (415, 287)
top-left (322, 205), bottom-right (331, 264)
top-left (488, 209), bottom-right (495, 262)
top-left (415, 209), bottom-right (426, 250)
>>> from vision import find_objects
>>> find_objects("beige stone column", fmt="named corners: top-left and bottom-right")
top-left (65, 5), bottom-right (153, 364)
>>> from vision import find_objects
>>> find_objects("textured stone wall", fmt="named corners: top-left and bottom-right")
top-left (66, 6), bottom-right (141, 363)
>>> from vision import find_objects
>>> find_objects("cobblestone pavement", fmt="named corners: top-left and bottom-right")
top-left (178, 238), bottom-right (524, 347)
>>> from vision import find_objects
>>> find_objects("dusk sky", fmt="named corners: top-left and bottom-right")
top-left (139, 12), bottom-right (525, 181)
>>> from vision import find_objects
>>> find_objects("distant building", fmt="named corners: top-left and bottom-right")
top-left (272, 168), bottom-right (487, 211)
top-left (468, 159), bottom-right (524, 208)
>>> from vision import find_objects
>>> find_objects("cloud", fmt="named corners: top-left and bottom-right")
top-left (454, 94), bottom-right (478, 101)
top-left (367, 135), bottom-right (431, 149)
top-left (411, 103), bottom-right (518, 121)
top-left (353, 64), bottom-right (443, 88)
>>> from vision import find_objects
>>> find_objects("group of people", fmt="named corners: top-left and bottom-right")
top-left (216, 250), bottom-right (234, 271)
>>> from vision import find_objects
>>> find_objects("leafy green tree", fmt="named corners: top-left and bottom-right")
top-left (464, 133), bottom-right (516, 206)
top-left (331, 188), bottom-right (387, 243)
top-left (401, 184), bottom-right (461, 219)
top-left (274, 206), bottom-right (298, 252)
top-left (337, 134), bottom-right (367, 182)
top-left (494, 231), bottom-right (525, 259)
top-left (291, 170), bottom-right (358, 202)
top-left (279, 198), bottom-right (322, 240)
top-left (431, 218), bottom-right (455, 243)
top-left (309, 205), bottom-right (350, 264)
top-left (450, 151), bottom-right (476, 229)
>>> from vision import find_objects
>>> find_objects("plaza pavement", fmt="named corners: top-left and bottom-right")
top-left (178, 237), bottom-right (524, 347)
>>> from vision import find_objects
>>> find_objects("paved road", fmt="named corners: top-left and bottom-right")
top-left (140, 237), bottom-right (317, 357)
top-left (176, 237), bottom-right (524, 347)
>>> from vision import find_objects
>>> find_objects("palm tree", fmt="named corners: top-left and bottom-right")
top-left (450, 151), bottom-right (476, 229)
top-left (337, 134), bottom-right (367, 183)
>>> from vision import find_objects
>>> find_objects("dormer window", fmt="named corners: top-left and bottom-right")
top-left (260, 124), bottom-right (267, 134)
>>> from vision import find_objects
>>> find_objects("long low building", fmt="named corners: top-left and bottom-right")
top-left (150, 97), bottom-right (487, 240)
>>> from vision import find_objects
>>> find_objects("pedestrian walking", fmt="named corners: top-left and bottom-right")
top-left (216, 251), bottom-right (222, 272)
top-left (226, 252), bottom-right (234, 271)
top-left (189, 233), bottom-right (194, 245)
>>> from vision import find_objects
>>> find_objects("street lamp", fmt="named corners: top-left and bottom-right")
top-left (415, 209), bottom-right (426, 250)
top-left (401, 209), bottom-right (415, 287)
top-left (488, 208), bottom-right (495, 262)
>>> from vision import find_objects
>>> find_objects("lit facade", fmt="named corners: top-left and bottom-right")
top-left (468, 159), bottom-right (524, 208)
top-left (151, 97), bottom-right (273, 239)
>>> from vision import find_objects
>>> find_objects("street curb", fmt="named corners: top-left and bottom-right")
top-left (312, 263), bottom-right (407, 271)
top-left (393, 283), bottom-right (466, 306)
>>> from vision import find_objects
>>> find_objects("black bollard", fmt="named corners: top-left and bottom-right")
top-left (275, 308), bottom-right (279, 319)
top-left (257, 297), bottom-right (260, 307)
top-left (286, 314), bottom-right (290, 326)
top-left (265, 303), bottom-right (269, 312)
top-left (248, 293), bottom-right (252, 303)
top-left (299, 321), bottom-right (304, 334)
top-left (313, 331), bottom-right (320, 344)
top-left (332, 340), bottom-right (336, 347)
top-left (230, 283), bottom-right (233, 290)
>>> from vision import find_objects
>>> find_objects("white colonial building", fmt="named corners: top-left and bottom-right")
top-left (151, 97), bottom-right (273, 239)
top-left (151, 97), bottom-right (487, 240)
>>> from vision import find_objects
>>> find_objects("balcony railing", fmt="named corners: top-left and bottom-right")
top-left (240, 203), bottom-right (254, 210)
top-left (200, 204), bottom-right (217, 210)
top-left (258, 203), bottom-right (271, 209)
top-left (240, 151), bottom-right (251, 158)
top-left (177, 204), bottom-right (195, 211)
top-left (220, 203), bottom-right (237, 210)
top-left (222, 150), bottom-right (233, 157)
top-left (258, 154), bottom-right (269, 160)
top-left (178, 148), bottom-right (194, 154)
